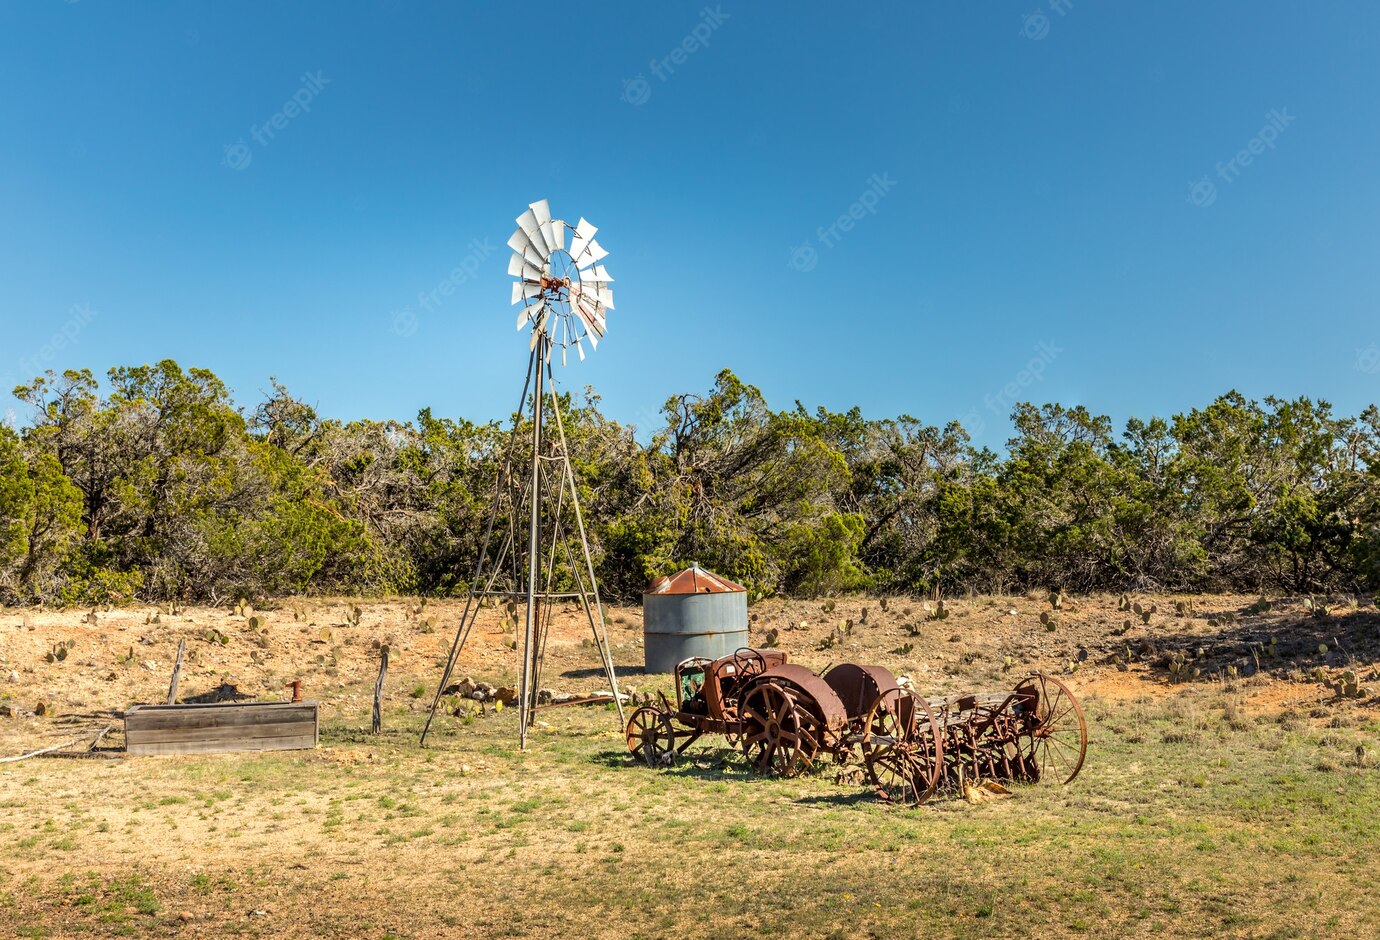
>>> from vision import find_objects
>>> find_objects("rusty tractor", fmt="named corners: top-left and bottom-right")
top-left (624, 648), bottom-right (1086, 805)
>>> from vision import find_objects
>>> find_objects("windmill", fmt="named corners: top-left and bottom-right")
top-left (421, 200), bottom-right (623, 749)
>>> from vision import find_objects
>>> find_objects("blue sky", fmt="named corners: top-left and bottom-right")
top-left (2, 1), bottom-right (1378, 447)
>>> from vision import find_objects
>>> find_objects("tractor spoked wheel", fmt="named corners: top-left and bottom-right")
top-left (1013, 674), bottom-right (1087, 784)
top-left (861, 692), bottom-right (943, 806)
top-left (739, 682), bottom-right (820, 777)
top-left (625, 706), bottom-right (676, 768)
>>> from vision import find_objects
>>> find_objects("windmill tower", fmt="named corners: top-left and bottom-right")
top-left (422, 200), bottom-right (622, 749)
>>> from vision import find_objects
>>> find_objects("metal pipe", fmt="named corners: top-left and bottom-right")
top-left (546, 355), bottom-right (625, 727)
top-left (519, 336), bottom-right (545, 750)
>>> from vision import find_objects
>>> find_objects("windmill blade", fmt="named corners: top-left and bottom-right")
top-left (586, 285), bottom-right (613, 310)
top-left (520, 259), bottom-right (545, 283)
top-left (561, 345), bottom-right (567, 367)
top-left (568, 217), bottom-right (598, 262)
top-left (530, 200), bottom-right (557, 257)
top-left (581, 265), bottom-right (614, 283)
top-left (575, 334), bottom-right (585, 361)
top-left (574, 306), bottom-right (600, 349)
top-left (516, 207), bottom-right (550, 258)
top-left (580, 292), bottom-right (607, 325)
top-left (516, 300), bottom-right (543, 329)
top-left (507, 252), bottom-right (544, 282)
top-left (576, 299), bottom-right (606, 337)
top-left (521, 244), bottom-right (546, 270)
top-left (575, 238), bottom-right (609, 268)
top-left (507, 227), bottom-right (536, 255)
top-left (549, 219), bottom-right (566, 253)
top-left (513, 278), bottom-right (544, 305)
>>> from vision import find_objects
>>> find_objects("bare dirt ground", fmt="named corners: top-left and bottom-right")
top-left (1, 592), bottom-right (1378, 938)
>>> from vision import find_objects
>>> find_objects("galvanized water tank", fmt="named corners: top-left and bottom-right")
top-left (642, 563), bottom-right (749, 673)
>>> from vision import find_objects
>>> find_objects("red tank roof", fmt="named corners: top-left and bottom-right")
top-left (645, 563), bottom-right (746, 595)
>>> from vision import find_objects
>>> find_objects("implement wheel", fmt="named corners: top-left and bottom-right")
top-left (625, 706), bottom-right (676, 767)
top-left (861, 692), bottom-right (943, 806)
top-left (1013, 674), bottom-right (1087, 784)
top-left (740, 681), bottom-right (820, 777)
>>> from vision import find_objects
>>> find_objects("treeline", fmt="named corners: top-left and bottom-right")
top-left (1, 361), bottom-right (1377, 605)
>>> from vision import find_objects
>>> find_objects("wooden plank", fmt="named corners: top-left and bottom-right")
top-left (126, 720), bottom-right (316, 746)
top-left (126, 706), bottom-right (317, 733)
top-left (124, 701), bottom-right (318, 756)
top-left (127, 734), bottom-right (317, 757)
top-left (126, 700), bottom-right (319, 713)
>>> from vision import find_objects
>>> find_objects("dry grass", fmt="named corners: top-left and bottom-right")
top-left (1, 593), bottom-right (1379, 938)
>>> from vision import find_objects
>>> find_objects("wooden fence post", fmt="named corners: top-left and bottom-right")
top-left (167, 639), bottom-right (186, 705)
top-left (371, 645), bottom-right (389, 734)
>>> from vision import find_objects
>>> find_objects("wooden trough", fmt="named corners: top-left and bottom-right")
top-left (124, 701), bottom-right (318, 756)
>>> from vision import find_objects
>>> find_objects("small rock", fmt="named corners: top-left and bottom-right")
top-left (6, 670), bottom-right (18, 683)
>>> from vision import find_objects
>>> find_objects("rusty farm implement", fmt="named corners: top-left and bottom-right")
top-left (624, 648), bottom-right (1087, 805)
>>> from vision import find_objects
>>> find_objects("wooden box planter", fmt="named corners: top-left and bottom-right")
top-left (124, 701), bottom-right (319, 756)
